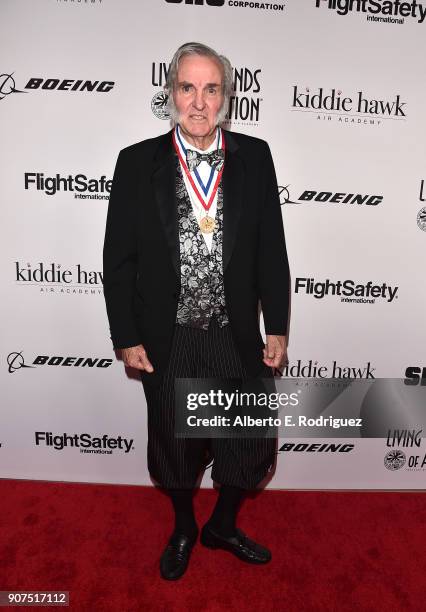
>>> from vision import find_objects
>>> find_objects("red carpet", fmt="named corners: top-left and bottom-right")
top-left (0, 480), bottom-right (424, 611)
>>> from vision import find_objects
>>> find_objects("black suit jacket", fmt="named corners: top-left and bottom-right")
top-left (103, 128), bottom-right (290, 387)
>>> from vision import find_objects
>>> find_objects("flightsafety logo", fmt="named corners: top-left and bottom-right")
top-left (35, 432), bottom-right (134, 455)
top-left (24, 172), bottom-right (111, 200)
top-left (295, 277), bottom-right (399, 304)
top-left (314, 0), bottom-right (426, 25)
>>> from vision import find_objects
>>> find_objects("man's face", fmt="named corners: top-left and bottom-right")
top-left (173, 54), bottom-right (224, 141)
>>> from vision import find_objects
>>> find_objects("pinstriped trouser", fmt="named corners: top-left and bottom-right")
top-left (143, 316), bottom-right (277, 490)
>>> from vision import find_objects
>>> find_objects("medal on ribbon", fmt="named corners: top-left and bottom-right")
top-left (173, 125), bottom-right (225, 234)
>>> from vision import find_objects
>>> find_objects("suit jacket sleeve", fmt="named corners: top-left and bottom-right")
top-left (257, 141), bottom-right (290, 336)
top-left (103, 149), bottom-right (142, 349)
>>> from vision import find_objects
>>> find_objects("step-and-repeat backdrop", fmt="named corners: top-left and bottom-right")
top-left (1, 0), bottom-right (425, 489)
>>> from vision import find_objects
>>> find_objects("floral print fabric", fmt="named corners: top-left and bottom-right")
top-left (175, 155), bottom-right (229, 330)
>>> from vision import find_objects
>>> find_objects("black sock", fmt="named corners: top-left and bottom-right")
top-left (167, 488), bottom-right (198, 539)
top-left (207, 485), bottom-right (245, 537)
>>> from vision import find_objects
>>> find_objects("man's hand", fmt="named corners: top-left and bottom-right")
top-left (263, 335), bottom-right (288, 369)
top-left (121, 344), bottom-right (154, 372)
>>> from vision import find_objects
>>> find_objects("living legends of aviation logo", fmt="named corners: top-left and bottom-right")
top-left (151, 62), bottom-right (170, 120)
top-left (386, 429), bottom-right (422, 448)
top-left (151, 61), bottom-right (263, 124)
top-left (314, 0), bottom-right (426, 24)
top-left (291, 85), bottom-right (407, 126)
top-left (384, 430), bottom-right (426, 471)
top-left (417, 180), bottom-right (426, 231)
top-left (384, 449), bottom-right (406, 470)
top-left (225, 67), bottom-right (262, 126)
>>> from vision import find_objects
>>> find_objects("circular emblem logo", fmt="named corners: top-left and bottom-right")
top-left (384, 449), bottom-right (406, 471)
top-left (417, 206), bottom-right (426, 231)
top-left (0, 72), bottom-right (24, 100)
top-left (151, 91), bottom-right (170, 120)
top-left (7, 351), bottom-right (25, 373)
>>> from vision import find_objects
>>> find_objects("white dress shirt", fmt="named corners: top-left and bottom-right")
top-left (177, 128), bottom-right (220, 252)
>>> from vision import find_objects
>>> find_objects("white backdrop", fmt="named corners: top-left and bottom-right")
top-left (1, 0), bottom-right (425, 489)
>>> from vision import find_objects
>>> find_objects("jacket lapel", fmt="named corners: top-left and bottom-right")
top-left (222, 129), bottom-right (244, 272)
top-left (151, 129), bottom-right (180, 278)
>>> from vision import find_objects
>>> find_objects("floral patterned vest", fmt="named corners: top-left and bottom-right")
top-left (174, 154), bottom-right (229, 330)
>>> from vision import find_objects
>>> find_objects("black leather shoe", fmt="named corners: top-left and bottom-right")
top-left (200, 523), bottom-right (271, 564)
top-left (160, 531), bottom-right (197, 580)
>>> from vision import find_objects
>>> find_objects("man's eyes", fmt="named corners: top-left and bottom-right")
top-left (180, 85), bottom-right (219, 94)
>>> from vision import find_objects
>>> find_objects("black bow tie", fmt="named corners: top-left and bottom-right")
top-left (185, 148), bottom-right (225, 173)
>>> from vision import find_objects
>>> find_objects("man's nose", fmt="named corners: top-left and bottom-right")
top-left (192, 90), bottom-right (205, 110)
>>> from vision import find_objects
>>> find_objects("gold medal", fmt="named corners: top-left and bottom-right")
top-left (199, 216), bottom-right (216, 233)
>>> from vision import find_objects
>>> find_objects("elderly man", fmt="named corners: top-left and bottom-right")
top-left (103, 42), bottom-right (290, 580)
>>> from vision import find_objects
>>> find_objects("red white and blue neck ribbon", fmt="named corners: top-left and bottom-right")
top-left (173, 124), bottom-right (225, 213)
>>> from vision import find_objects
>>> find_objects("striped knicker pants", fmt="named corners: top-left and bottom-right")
top-left (143, 316), bottom-right (277, 490)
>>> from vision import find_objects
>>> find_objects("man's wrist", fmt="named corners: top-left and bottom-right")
top-left (265, 331), bottom-right (287, 337)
